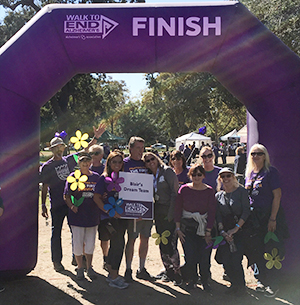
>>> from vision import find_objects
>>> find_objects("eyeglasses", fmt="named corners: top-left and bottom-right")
top-left (201, 153), bottom-right (213, 159)
top-left (192, 173), bottom-right (203, 177)
top-left (220, 174), bottom-right (232, 179)
top-left (251, 152), bottom-right (265, 157)
top-left (145, 157), bottom-right (155, 163)
top-left (111, 160), bottom-right (122, 164)
top-left (90, 151), bottom-right (101, 156)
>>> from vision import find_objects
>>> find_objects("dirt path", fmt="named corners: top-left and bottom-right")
top-left (1, 212), bottom-right (298, 305)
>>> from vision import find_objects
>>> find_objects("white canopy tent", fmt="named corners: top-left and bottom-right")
top-left (220, 129), bottom-right (240, 141)
top-left (175, 132), bottom-right (211, 150)
top-left (236, 125), bottom-right (247, 143)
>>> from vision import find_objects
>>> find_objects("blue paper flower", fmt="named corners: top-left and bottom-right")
top-left (104, 197), bottom-right (123, 217)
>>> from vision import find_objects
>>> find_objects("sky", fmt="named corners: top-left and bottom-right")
top-left (0, 0), bottom-right (220, 99)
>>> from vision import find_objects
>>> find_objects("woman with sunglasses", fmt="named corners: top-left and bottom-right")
top-left (169, 150), bottom-right (191, 187)
top-left (174, 164), bottom-right (216, 292)
top-left (199, 146), bottom-right (222, 191)
top-left (89, 144), bottom-right (105, 175)
top-left (94, 151), bottom-right (129, 289)
top-left (142, 152), bottom-right (181, 285)
top-left (215, 168), bottom-right (250, 296)
top-left (244, 144), bottom-right (288, 297)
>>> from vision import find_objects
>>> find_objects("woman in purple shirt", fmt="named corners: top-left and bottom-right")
top-left (175, 164), bottom-right (216, 292)
top-left (169, 150), bottom-right (190, 187)
top-left (245, 143), bottom-right (288, 298)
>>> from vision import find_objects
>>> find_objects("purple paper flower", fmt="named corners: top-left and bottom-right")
top-left (105, 171), bottom-right (124, 192)
top-left (205, 235), bottom-right (226, 249)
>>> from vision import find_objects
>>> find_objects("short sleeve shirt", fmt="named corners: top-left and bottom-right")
top-left (123, 157), bottom-right (148, 174)
top-left (40, 154), bottom-right (78, 208)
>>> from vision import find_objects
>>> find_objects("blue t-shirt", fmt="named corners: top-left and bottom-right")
top-left (64, 171), bottom-right (100, 227)
top-left (40, 154), bottom-right (78, 208)
top-left (203, 166), bottom-right (222, 191)
top-left (245, 166), bottom-right (280, 213)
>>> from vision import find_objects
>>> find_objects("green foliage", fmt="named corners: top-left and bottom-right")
top-left (242, 0), bottom-right (300, 56)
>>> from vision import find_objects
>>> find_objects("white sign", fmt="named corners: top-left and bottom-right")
top-left (119, 172), bottom-right (153, 201)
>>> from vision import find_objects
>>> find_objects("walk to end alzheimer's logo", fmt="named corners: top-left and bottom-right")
top-left (64, 14), bottom-right (119, 40)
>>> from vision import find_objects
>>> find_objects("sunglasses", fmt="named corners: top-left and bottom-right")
top-left (192, 173), bottom-right (203, 177)
top-left (220, 174), bottom-right (232, 179)
top-left (145, 157), bottom-right (156, 163)
top-left (251, 152), bottom-right (265, 157)
top-left (111, 160), bottom-right (122, 164)
top-left (201, 153), bottom-right (213, 159)
top-left (90, 151), bottom-right (101, 156)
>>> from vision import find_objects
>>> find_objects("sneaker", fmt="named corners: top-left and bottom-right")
top-left (173, 273), bottom-right (183, 286)
top-left (161, 274), bottom-right (171, 282)
top-left (0, 286), bottom-right (5, 293)
top-left (109, 276), bottom-right (129, 289)
top-left (264, 286), bottom-right (279, 298)
top-left (124, 268), bottom-right (133, 283)
top-left (222, 272), bottom-right (230, 282)
top-left (86, 267), bottom-right (97, 280)
top-left (53, 262), bottom-right (65, 272)
top-left (136, 268), bottom-right (156, 282)
top-left (76, 267), bottom-right (85, 280)
top-left (155, 270), bottom-right (166, 280)
top-left (255, 281), bottom-right (265, 293)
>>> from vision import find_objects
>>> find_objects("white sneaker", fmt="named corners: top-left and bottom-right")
top-left (109, 276), bottom-right (129, 289)
top-left (256, 281), bottom-right (265, 293)
top-left (264, 286), bottom-right (279, 298)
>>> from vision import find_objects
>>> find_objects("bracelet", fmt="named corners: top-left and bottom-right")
top-left (236, 223), bottom-right (240, 229)
top-left (175, 228), bottom-right (180, 231)
top-left (93, 136), bottom-right (99, 140)
top-left (269, 218), bottom-right (276, 222)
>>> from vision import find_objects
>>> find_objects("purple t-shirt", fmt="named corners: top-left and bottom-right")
top-left (123, 157), bottom-right (148, 174)
top-left (90, 164), bottom-right (104, 176)
top-left (176, 167), bottom-right (191, 187)
top-left (64, 172), bottom-right (100, 227)
top-left (95, 174), bottom-right (120, 220)
top-left (40, 154), bottom-right (78, 208)
top-left (245, 166), bottom-right (280, 213)
top-left (174, 184), bottom-right (216, 229)
top-left (202, 166), bottom-right (222, 191)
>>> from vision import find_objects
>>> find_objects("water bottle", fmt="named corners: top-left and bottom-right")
top-left (229, 240), bottom-right (237, 253)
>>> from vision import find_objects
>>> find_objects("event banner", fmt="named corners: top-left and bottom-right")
top-left (119, 172), bottom-right (153, 220)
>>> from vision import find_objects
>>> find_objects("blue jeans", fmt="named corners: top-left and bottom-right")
top-left (50, 205), bottom-right (69, 263)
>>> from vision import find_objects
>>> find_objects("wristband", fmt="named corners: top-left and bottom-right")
top-left (93, 136), bottom-right (99, 140)
top-left (175, 228), bottom-right (180, 231)
top-left (236, 223), bottom-right (240, 229)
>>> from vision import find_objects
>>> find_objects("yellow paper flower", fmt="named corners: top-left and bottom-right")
top-left (151, 230), bottom-right (171, 245)
top-left (67, 170), bottom-right (88, 191)
top-left (70, 130), bottom-right (89, 150)
top-left (264, 248), bottom-right (285, 270)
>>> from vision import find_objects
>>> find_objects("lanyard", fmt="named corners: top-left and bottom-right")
top-left (153, 168), bottom-right (159, 194)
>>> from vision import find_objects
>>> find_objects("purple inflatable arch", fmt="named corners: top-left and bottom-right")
top-left (0, 2), bottom-right (300, 277)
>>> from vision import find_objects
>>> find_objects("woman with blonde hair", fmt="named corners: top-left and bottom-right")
top-left (244, 143), bottom-right (288, 297)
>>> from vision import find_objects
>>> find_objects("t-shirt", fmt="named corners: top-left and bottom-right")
top-left (64, 171), bottom-right (100, 227)
top-left (174, 184), bottom-right (216, 229)
top-left (202, 166), bottom-right (222, 191)
top-left (123, 157), bottom-right (148, 174)
top-left (90, 164), bottom-right (104, 176)
top-left (245, 166), bottom-right (280, 213)
top-left (95, 175), bottom-right (119, 220)
top-left (0, 196), bottom-right (3, 209)
top-left (176, 167), bottom-right (191, 187)
top-left (40, 155), bottom-right (78, 208)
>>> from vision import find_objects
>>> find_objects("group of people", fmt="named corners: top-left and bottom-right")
top-left (39, 128), bottom-right (288, 296)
